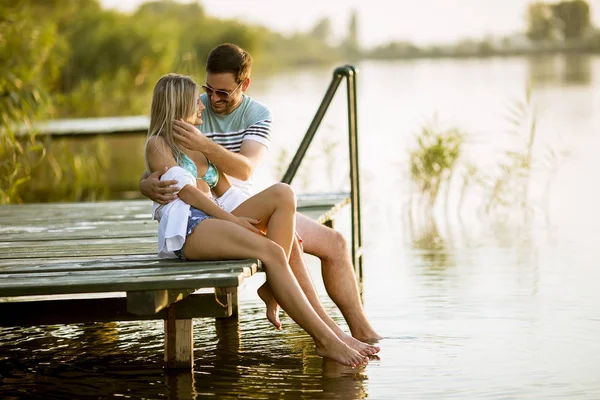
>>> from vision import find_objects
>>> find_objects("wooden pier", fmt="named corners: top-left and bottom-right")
top-left (0, 193), bottom-right (349, 369)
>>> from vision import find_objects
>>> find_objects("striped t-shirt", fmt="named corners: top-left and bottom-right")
top-left (199, 94), bottom-right (272, 194)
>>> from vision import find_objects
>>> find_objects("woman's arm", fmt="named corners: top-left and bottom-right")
top-left (142, 138), bottom-right (180, 203)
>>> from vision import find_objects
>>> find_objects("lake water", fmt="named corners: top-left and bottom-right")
top-left (1, 55), bottom-right (600, 399)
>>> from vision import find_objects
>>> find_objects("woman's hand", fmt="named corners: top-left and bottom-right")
top-left (232, 216), bottom-right (264, 235)
top-left (173, 119), bottom-right (209, 151)
top-left (140, 168), bottom-right (179, 204)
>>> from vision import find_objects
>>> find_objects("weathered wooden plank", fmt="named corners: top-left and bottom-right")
top-left (0, 203), bottom-right (151, 224)
top-left (18, 115), bottom-right (149, 138)
top-left (0, 207), bottom-right (343, 245)
top-left (0, 199), bottom-right (148, 213)
top-left (0, 193), bottom-right (347, 214)
top-left (0, 263), bottom-right (257, 282)
top-left (0, 254), bottom-right (161, 267)
top-left (0, 292), bottom-right (232, 327)
top-left (0, 194), bottom-right (348, 223)
top-left (0, 221), bottom-right (156, 242)
top-left (0, 237), bottom-right (156, 250)
top-left (0, 270), bottom-right (245, 297)
top-left (0, 246), bottom-right (156, 259)
top-left (0, 257), bottom-right (261, 275)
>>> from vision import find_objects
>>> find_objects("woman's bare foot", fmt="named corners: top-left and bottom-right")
top-left (340, 332), bottom-right (380, 356)
top-left (257, 283), bottom-right (281, 330)
top-left (315, 336), bottom-right (369, 368)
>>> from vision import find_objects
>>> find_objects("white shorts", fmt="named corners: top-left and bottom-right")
top-left (216, 186), bottom-right (251, 213)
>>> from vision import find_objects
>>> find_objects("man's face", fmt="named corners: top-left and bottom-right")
top-left (204, 72), bottom-right (246, 115)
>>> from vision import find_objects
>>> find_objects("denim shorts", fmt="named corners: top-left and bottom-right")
top-left (173, 207), bottom-right (212, 260)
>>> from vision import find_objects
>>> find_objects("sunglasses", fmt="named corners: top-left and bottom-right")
top-left (201, 80), bottom-right (244, 99)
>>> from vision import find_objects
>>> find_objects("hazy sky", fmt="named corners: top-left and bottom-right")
top-left (101, 0), bottom-right (600, 47)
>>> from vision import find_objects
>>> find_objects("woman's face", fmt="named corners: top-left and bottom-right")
top-left (189, 95), bottom-right (205, 126)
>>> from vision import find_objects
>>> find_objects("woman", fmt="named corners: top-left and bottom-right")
top-left (144, 73), bottom-right (368, 367)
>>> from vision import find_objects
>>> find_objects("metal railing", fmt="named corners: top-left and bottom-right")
top-left (281, 65), bottom-right (363, 276)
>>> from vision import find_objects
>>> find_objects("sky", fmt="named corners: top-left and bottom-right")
top-left (101, 0), bottom-right (600, 47)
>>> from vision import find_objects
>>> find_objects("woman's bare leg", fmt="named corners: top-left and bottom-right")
top-left (228, 183), bottom-right (295, 329)
top-left (229, 185), bottom-right (379, 355)
top-left (182, 218), bottom-right (367, 367)
top-left (229, 183), bottom-right (296, 255)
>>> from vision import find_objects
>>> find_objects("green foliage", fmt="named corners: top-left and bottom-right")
top-left (527, 0), bottom-right (592, 41)
top-left (551, 0), bottom-right (591, 39)
top-left (20, 138), bottom-right (110, 203)
top-left (527, 2), bottom-right (555, 41)
top-left (0, 2), bottom-right (62, 204)
top-left (342, 10), bottom-right (360, 60)
top-left (9, 0), bottom-right (347, 119)
top-left (409, 122), bottom-right (465, 207)
top-left (407, 88), bottom-right (552, 224)
top-left (309, 18), bottom-right (333, 43)
top-left (482, 87), bottom-right (538, 215)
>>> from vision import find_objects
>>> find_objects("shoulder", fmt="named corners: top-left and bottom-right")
top-left (146, 135), bottom-right (169, 154)
top-left (145, 135), bottom-right (176, 166)
top-left (242, 95), bottom-right (272, 123)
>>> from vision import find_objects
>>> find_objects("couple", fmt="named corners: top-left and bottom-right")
top-left (141, 43), bottom-right (381, 367)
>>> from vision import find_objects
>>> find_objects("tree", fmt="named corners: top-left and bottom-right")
top-left (342, 9), bottom-right (360, 59)
top-left (551, 0), bottom-right (591, 39)
top-left (309, 17), bottom-right (332, 43)
top-left (527, 2), bottom-right (554, 41)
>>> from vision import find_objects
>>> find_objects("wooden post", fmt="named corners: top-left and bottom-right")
top-left (164, 305), bottom-right (193, 369)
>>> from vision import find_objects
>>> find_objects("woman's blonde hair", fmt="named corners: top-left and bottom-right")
top-left (146, 73), bottom-right (199, 167)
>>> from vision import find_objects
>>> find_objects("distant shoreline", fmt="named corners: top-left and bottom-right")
top-left (360, 37), bottom-right (600, 61)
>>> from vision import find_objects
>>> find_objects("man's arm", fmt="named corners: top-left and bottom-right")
top-left (139, 168), bottom-right (180, 204)
top-left (173, 120), bottom-right (267, 181)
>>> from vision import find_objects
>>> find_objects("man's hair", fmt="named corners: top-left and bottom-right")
top-left (206, 43), bottom-right (253, 83)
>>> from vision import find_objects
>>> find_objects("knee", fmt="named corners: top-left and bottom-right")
top-left (324, 229), bottom-right (349, 259)
top-left (271, 183), bottom-right (296, 209)
top-left (262, 240), bottom-right (288, 267)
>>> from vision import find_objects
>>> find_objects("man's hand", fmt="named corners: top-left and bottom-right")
top-left (140, 167), bottom-right (179, 204)
top-left (173, 119), bottom-right (208, 151)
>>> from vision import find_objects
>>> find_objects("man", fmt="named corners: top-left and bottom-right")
top-left (140, 43), bottom-right (381, 343)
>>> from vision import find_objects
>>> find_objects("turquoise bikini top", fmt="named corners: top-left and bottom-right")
top-left (177, 153), bottom-right (219, 189)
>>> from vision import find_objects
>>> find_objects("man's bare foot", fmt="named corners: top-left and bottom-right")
top-left (340, 333), bottom-right (380, 356)
top-left (351, 327), bottom-right (383, 342)
top-left (315, 337), bottom-right (369, 368)
top-left (257, 283), bottom-right (281, 330)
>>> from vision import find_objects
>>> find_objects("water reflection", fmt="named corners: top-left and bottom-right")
top-left (563, 54), bottom-right (592, 84)
top-left (527, 54), bottom-right (592, 86)
top-left (408, 212), bottom-right (455, 274)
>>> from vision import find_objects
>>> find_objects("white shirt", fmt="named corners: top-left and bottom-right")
top-left (152, 166), bottom-right (196, 258)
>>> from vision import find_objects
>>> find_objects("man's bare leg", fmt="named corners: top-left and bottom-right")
top-left (296, 213), bottom-right (382, 342)
top-left (287, 238), bottom-right (380, 354)
top-left (258, 237), bottom-right (379, 355)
